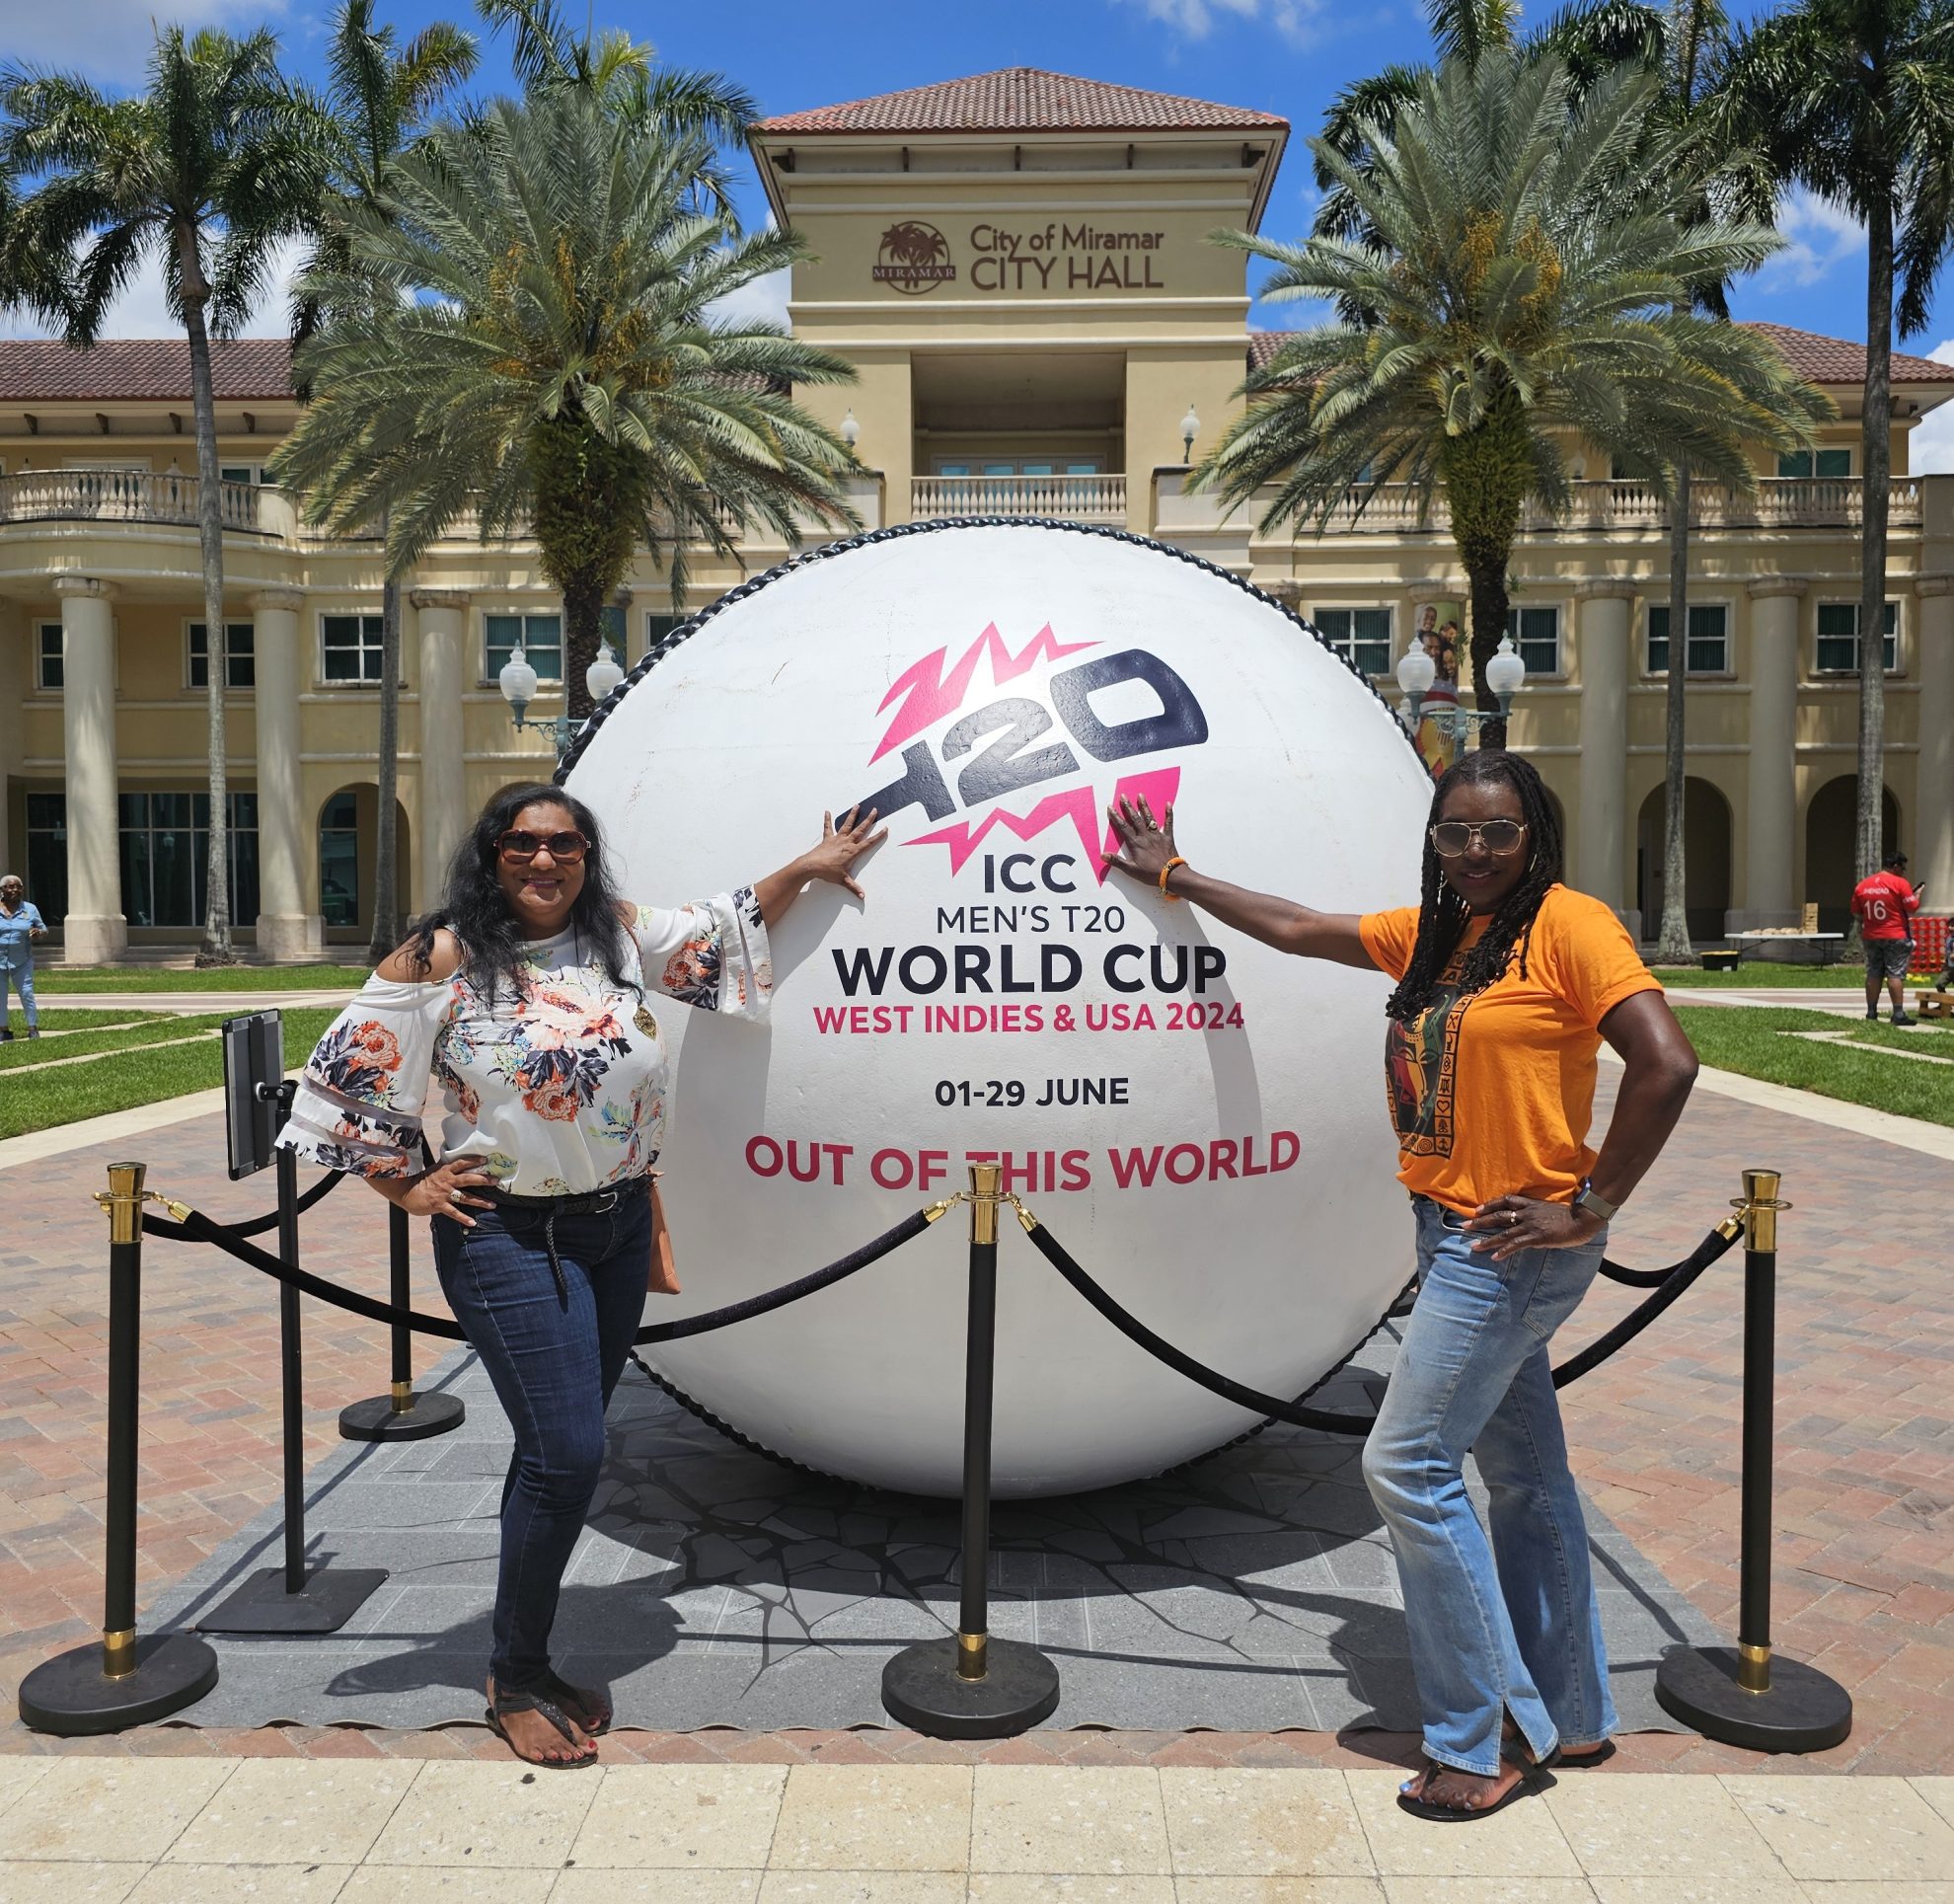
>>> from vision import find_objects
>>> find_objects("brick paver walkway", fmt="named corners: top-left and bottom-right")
top-left (1, 1071), bottom-right (1948, 1773)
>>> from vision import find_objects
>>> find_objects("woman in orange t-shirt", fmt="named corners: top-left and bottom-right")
top-left (1105, 749), bottom-right (1698, 1822)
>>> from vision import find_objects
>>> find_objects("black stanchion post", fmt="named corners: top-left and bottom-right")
top-left (17, 1163), bottom-right (219, 1734)
top-left (338, 1201), bottom-right (466, 1442)
top-left (201, 1089), bottom-right (389, 1635)
top-left (882, 1163), bottom-right (1060, 1738)
top-left (1655, 1168), bottom-right (1853, 1751)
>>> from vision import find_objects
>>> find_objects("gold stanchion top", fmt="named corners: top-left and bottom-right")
top-left (1731, 1167), bottom-right (1791, 1253)
top-left (968, 1162), bottom-right (1003, 1246)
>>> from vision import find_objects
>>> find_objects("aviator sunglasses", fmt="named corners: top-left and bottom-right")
top-left (1429, 819), bottom-right (1527, 858)
top-left (496, 829), bottom-right (590, 865)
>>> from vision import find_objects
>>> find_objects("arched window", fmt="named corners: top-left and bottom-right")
top-left (320, 791), bottom-right (359, 927)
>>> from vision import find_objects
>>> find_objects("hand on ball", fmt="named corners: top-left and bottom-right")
top-left (1102, 795), bottom-right (1180, 887)
top-left (803, 805), bottom-right (886, 901)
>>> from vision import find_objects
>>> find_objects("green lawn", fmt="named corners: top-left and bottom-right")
top-left (14, 1008), bottom-right (178, 1032)
top-left (33, 963), bottom-right (372, 993)
top-left (1656, 963), bottom-right (1869, 988)
top-left (0, 1009), bottom-right (339, 1140)
top-left (1672, 1004), bottom-right (1954, 1128)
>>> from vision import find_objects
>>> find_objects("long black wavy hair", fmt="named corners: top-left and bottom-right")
top-left (410, 783), bottom-right (639, 1006)
top-left (1384, 749), bottom-right (1564, 1023)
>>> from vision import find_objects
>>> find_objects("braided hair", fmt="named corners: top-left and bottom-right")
top-left (1384, 750), bottom-right (1564, 1023)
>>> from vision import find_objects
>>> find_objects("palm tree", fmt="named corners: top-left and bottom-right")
top-left (271, 81), bottom-right (860, 724)
top-left (304, 1), bottom-right (478, 962)
top-left (1200, 50), bottom-right (1829, 751)
top-left (1, 30), bottom-right (323, 963)
top-left (1717, 0), bottom-right (1954, 898)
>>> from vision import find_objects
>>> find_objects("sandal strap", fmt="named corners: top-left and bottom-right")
top-left (490, 1686), bottom-right (584, 1750)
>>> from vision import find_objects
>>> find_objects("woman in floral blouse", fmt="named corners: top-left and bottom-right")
top-left (281, 782), bottom-right (882, 1767)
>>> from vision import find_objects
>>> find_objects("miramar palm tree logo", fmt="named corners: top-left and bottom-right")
top-left (873, 222), bottom-right (956, 294)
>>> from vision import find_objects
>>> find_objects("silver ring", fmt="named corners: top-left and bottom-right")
top-left (450, 1187), bottom-right (465, 1205)
top-left (1509, 1210), bottom-right (1519, 1225)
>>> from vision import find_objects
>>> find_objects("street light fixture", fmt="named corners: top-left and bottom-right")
top-left (1179, 403), bottom-right (1200, 464)
top-left (840, 409), bottom-right (861, 453)
top-left (1396, 632), bottom-right (1528, 760)
top-left (498, 639), bottom-right (628, 760)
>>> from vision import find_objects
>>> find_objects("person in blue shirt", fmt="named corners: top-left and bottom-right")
top-left (0, 874), bottom-right (46, 1039)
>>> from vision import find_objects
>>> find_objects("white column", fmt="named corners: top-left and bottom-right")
top-left (1741, 578), bottom-right (1805, 930)
top-left (54, 574), bottom-right (125, 963)
top-left (413, 587), bottom-right (471, 911)
top-left (251, 587), bottom-right (323, 960)
top-left (1916, 575), bottom-right (1954, 905)
top-left (1574, 583), bottom-right (1633, 922)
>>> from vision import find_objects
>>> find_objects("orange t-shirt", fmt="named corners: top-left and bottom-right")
top-left (1357, 884), bottom-right (1662, 1214)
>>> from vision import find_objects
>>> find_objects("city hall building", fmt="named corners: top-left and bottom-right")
top-left (2, 66), bottom-right (1951, 959)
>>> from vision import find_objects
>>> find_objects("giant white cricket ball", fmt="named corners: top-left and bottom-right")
top-left (564, 521), bottom-right (1432, 1496)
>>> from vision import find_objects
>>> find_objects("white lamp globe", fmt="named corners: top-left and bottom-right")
top-left (497, 645), bottom-right (539, 718)
top-left (1486, 633), bottom-right (1527, 702)
top-left (1395, 645), bottom-right (1437, 697)
top-left (586, 641), bottom-right (625, 704)
top-left (840, 409), bottom-right (861, 451)
top-left (1178, 404), bottom-right (1201, 456)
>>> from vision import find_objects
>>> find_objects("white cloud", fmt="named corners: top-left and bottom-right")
top-left (1114, 0), bottom-right (1328, 47)
top-left (0, 234), bottom-right (308, 341)
top-left (1910, 341), bottom-right (1954, 475)
top-left (705, 267), bottom-right (792, 333)
top-left (1761, 187), bottom-right (1866, 289)
top-left (4, 0), bottom-right (291, 87)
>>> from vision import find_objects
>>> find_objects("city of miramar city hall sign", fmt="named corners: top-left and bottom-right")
top-left (873, 220), bottom-right (1169, 294)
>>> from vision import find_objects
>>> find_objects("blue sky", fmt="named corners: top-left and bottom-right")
top-left (12, 0), bottom-right (1954, 459)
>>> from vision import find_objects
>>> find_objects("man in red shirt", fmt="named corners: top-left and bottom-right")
top-left (1852, 850), bottom-right (1920, 1025)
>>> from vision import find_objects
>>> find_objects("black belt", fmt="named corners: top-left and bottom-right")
top-left (486, 1175), bottom-right (650, 1305)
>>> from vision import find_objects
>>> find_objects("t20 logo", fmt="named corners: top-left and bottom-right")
top-left (848, 623), bottom-right (1209, 880)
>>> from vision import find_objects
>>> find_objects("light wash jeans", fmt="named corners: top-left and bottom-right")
top-left (1361, 1195), bottom-right (1617, 1777)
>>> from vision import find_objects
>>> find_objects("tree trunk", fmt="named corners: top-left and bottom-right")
top-left (1656, 470), bottom-right (1695, 964)
top-left (1438, 401), bottom-right (1529, 753)
top-left (1462, 551), bottom-right (1512, 752)
top-left (367, 557), bottom-right (402, 963)
top-left (563, 572), bottom-right (604, 724)
top-left (181, 223), bottom-right (235, 966)
top-left (1856, 190), bottom-right (1895, 899)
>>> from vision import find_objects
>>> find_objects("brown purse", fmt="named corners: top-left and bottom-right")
top-left (646, 1171), bottom-right (681, 1295)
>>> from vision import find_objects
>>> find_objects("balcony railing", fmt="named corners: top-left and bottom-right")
top-left (912, 473), bottom-right (1128, 523)
top-left (1304, 476), bottom-right (1923, 535)
top-left (0, 469), bottom-right (268, 531)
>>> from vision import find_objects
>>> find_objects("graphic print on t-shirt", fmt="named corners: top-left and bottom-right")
top-left (1384, 955), bottom-right (1473, 1156)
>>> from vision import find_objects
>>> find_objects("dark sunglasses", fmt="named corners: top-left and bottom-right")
top-left (496, 829), bottom-right (589, 865)
top-left (1430, 819), bottom-right (1527, 858)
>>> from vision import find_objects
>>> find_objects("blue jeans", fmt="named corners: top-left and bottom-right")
top-left (432, 1189), bottom-right (651, 1690)
top-left (0, 956), bottom-right (35, 1030)
top-left (1361, 1196), bottom-right (1617, 1776)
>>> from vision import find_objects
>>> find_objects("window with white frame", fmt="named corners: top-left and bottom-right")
top-left (188, 620), bottom-right (255, 690)
top-left (218, 463), bottom-right (265, 486)
top-left (36, 622), bottom-right (62, 691)
top-left (321, 613), bottom-right (386, 684)
top-left (1314, 606), bottom-right (1392, 676)
top-left (485, 612), bottom-right (562, 683)
top-left (644, 611), bottom-right (683, 661)
top-left (1816, 601), bottom-right (1898, 674)
top-left (1506, 604), bottom-right (1561, 676)
top-left (1646, 602), bottom-right (1729, 675)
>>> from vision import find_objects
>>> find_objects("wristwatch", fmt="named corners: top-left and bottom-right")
top-left (1573, 1177), bottom-right (1617, 1223)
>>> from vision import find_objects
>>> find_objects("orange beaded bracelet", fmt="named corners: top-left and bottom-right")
top-left (1159, 856), bottom-right (1187, 901)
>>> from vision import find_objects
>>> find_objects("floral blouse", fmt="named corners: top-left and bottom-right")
top-left (278, 890), bottom-right (771, 1196)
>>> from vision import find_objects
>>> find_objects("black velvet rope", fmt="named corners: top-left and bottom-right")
top-left (139, 1202), bottom-right (937, 1345)
top-left (1023, 1216), bottom-right (1740, 1436)
top-left (185, 1168), bottom-right (345, 1241)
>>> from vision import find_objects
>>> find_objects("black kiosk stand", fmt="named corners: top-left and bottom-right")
top-left (197, 1010), bottom-right (389, 1635)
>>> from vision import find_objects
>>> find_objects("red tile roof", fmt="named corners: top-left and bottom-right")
top-left (1246, 323), bottom-right (1954, 384)
top-left (754, 68), bottom-right (1286, 137)
top-left (0, 338), bottom-right (294, 403)
top-left (1740, 321), bottom-right (1954, 385)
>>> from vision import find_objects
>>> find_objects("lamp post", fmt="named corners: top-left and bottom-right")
top-left (840, 409), bottom-right (861, 453)
top-left (1396, 633), bottom-right (1528, 763)
top-left (499, 640), bottom-right (627, 761)
top-left (1179, 404), bottom-right (1201, 465)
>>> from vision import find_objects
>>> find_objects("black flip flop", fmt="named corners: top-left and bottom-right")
top-left (485, 1686), bottom-right (599, 1770)
top-left (540, 1667), bottom-right (612, 1737)
top-left (1396, 1757), bottom-right (1547, 1822)
top-left (1550, 1739), bottom-right (1616, 1769)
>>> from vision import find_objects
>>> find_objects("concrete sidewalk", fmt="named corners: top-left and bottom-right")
top-left (2, 1755), bottom-right (1952, 1900)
